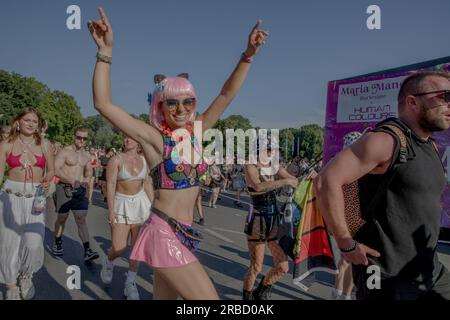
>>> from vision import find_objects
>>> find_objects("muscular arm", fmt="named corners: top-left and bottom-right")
top-left (245, 164), bottom-right (294, 193)
top-left (83, 159), bottom-right (93, 184)
top-left (276, 166), bottom-right (298, 180)
top-left (314, 132), bottom-right (395, 248)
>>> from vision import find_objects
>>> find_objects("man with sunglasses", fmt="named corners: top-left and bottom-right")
top-left (53, 127), bottom-right (99, 262)
top-left (315, 71), bottom-right (450, 300)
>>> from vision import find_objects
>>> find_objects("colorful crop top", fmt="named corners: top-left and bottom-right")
top-left (150, 134), bottom-right (208, 190)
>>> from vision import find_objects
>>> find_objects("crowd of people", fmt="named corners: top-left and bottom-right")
top-left (0, 7), bottom-right (449, 301)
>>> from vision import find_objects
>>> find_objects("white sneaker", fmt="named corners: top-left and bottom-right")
top-left (124, 280), bottom-right (140, 300)
top-left (6, 287), bottom-right (21, 300)
top-left (331, 288), bottom-right (342, 300)
top-left (19, 274), bottom-right (35, 300)
top-left (100, 258), bottom-right (114, 284)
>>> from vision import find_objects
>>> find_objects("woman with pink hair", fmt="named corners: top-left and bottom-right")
top-left (88, 8), bottom-right (268, 299)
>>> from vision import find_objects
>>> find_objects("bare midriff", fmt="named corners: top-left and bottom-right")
top-left (152, 187), bottom-right (199, 222)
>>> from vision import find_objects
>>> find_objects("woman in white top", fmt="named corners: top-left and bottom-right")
top-left (101, 133), bottom-right (154, 300)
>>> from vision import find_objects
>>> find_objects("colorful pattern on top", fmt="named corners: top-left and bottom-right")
top-left (151, 133), bottom-right (208, 190)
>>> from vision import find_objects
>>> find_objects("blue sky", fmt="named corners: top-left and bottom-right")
top-left (1, 0), bottom-right (450, 128)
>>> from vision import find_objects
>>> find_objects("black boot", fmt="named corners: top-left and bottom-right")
top-left (242, 289), bottom-right (254, 300)
top-left (253, 277), bottom-right (272, 300)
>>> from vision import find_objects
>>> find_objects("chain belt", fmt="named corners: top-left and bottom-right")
top-left (2, 188), bottom-right (35, 198)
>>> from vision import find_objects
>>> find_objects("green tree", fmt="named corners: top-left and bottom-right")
top-left (211, 115), bottom-right (253, 158)
top-left (296, 124), bottom-right (323, 161)
top-left (0, 70), bottom-right (83, 143)
top-left (279, 128), bottom-right (298, 161)
top-left (213, 115), bottom-right (252, 133)
top-left (83, 114), bottom-right (122, 149)
top-left (136, 113), bottom-right (149, 123)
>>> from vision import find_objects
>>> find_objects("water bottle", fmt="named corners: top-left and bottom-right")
top-left (284, 201), bottom-right (293, 223)
top-left (32, 184), bottom-right (47, 215)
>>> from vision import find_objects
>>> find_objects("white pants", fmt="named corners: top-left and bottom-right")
top-left (114, 189), bottom-right (151, 225)
top-left (0, 180), bottom-right (45, 284)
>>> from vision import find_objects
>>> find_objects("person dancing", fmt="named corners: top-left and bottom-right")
top-left (100, 133), bottom-right (153, 300)
top-left (88, 7), bottom-right (267, 299)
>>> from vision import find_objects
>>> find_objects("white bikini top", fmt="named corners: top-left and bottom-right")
top-left (117, 155), bottom-right (148, 182)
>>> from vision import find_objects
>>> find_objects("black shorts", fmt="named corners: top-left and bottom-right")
top-left (209, 178), bottom-right (224, 189)
top-left (99, 170), bottom-right (107, 182)
top-left (55, 182), bottom-right (89, 213)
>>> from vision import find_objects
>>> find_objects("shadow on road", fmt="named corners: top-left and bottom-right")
top-left (216, 244), bottom-right (324, 300)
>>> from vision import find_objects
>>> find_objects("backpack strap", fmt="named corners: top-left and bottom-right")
top-left (380, 124), bottom-right (408, 163)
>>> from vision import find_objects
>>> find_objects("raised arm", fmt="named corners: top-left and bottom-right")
top-left (314, 132), bottom-right (395, 265)
top-left (88, 8), bottom-right (162, 152)
top-left (197, 21), bottom-right (269, 131)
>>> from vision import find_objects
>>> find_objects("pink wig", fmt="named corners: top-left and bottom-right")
top-left (148, 76), bottom-right (197, 130)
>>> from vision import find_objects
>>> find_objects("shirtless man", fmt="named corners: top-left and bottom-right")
top-left (52, 127), bottom-right (99, 261)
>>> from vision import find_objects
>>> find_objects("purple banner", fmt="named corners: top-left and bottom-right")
top-left (324, 62), bottom-right (450, 228)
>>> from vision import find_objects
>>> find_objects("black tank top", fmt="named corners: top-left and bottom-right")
top-left (246, 165), bottom-right (278, 212)
top-left (356, 118), bottom-right (446, 285)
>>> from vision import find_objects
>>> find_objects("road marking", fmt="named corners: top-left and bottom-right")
top-left (203, 228), bottom-right (234, 243)
top-left (84, 280), bottom-right (112, 300)
top-left (212, 227), bottom-right (244, 235)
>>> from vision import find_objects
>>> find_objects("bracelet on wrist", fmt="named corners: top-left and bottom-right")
top-left (96, 52), bottom-right (112, 65)
top-left (240, 52), bottom-right (253, 63)
top-left (339, 240), bottom-right (358, 253)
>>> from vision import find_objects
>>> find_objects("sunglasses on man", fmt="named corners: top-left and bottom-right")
top-left (412, 90), bottom-right (450, 103)
top-left (75, 135), bottom-right (88, 141)
top-left (165, 98), bottom-right (196, 110)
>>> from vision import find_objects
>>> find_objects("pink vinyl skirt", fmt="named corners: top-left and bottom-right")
top-left (130, 213), bottom-right (198, 268)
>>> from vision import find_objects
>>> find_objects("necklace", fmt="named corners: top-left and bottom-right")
top-left (124, 153), bottom-right (141, 175)
top-left (18, 136), bottom-right (34, 153)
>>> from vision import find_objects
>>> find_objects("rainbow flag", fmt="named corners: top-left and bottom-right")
top-left (291, 179), bottom-right (337, 291)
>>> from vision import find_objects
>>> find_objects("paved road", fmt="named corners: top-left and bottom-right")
top-left (2, 188), bottom-right (450, 300)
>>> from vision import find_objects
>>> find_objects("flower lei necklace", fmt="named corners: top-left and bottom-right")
top-left (160, 122), bottom-right (202, 164)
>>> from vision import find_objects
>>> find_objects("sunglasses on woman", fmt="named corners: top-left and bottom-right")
top-left (165, 98), bottom-right (196, 111)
